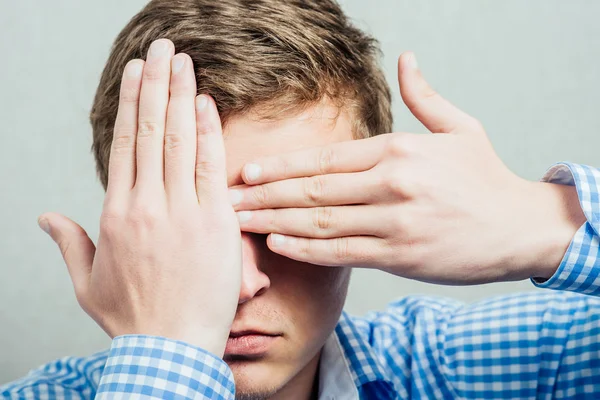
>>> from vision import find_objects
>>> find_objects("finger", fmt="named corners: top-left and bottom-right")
top-left (106, 59), bottom-right (144, 198)
top-left (236, 205), bottom-right (386, 239)
top-left (164, 53), bottom-right (198, 201)
top-left (398, 52), bottom-right (480, 134)
top-left (37, 213), bottom-right (94, 297)
top-left (195, 95), bottom-right (228, 203)
top-left (266, 234), bottom-right (385, 268)
top-left (230, 171), bottom-right (381, 211)
top-left (241, 135), bottom-right (387, 185)
top-left (134, 39), bottom-right (175, 192)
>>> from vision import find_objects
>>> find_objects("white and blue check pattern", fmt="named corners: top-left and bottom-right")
top-left (1, 162), bottom-right (599, 399)
top-left (97, 336), bottom-right (234, 399)
top-left (534, 162), bottom-right (600, 296)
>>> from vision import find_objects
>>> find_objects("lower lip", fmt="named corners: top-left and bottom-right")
top-left (225, 335), bottom-right (279, 356)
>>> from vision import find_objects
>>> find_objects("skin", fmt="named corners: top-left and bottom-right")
top-left (38, 38), bottom-right (355, 399)
top-left (36, 42), bottom-right (586, 400)
top-left (231, 53), bottom-right (587, 285)
top-left (221, 103), bottom-right (356, 398)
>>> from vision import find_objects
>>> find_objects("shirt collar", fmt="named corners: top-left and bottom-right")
top-left (318, 329), bottom-right (359, 399)
top-left (318, 310), bottom-right (397, 400)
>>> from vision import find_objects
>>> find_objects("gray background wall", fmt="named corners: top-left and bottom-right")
top-left (1, 0), bottom-right (599, 383)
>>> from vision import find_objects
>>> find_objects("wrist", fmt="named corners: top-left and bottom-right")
top-left (519, 180), bottom-right (585, 281)
top-left (107, 321), bottom-right (231, 358)
top-left (154, 325), bottom-right (230, 358)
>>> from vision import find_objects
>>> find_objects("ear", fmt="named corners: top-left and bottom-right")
top-left (398, 52), bottom-right (482, 135)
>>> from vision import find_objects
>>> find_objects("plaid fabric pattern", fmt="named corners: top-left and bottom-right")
top-left (1, 162), bottom-right (599, 399)
top-left (532, 162), bottom-right (600, 295)
top-left (96, 336), bottom-right (235, 399)
top-left (342, 291), bottom-right (600, 399)
top-left (0, 336), bottom-right (235, 400)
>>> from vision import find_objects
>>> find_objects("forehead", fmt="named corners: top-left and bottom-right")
top-left (223, 102), bottom-right (355, 186)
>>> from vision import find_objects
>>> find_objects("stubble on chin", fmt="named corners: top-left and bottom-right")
top-left (235, 387), bottom-right (279, 400)
top-left (230, 363), bottom-right (281, 400)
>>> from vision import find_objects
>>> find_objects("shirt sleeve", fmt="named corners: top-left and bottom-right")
top-left (96, 335), bottom-right (235, 400)
top-left (531, 162), bottom-right (600, 296)
top-left (0, 351), bottom-right (107, 399)
top-left (362, 291), bottom-right (600, 398)
top-left (0, 335), bottom-right (236, 400)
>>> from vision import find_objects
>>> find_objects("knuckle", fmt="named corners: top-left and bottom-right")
top-left (317, 147), bottom-right (336, 174)
top-left (263, 210), bottom-right (277, 231)
top-left (313, 206), bottom-right (333, 232)
top-left (101, 204), bottom-right (125, 220)
top-left (389, 212), bottom-right (407, 233)
top-left (164, 130), bottom-right (185, 151)
top-left (252, 184), bottom-right (270, 207)
top-left (195, 171), bottom-right (219, 187)
top-left (196, 159), bottom-right (220, 177)
top-left (333, 237), bottom-right (350, 261)
top-left (99, 211), bottom-right (122, 234)
top-left (386, 135), bottom-right (405, 157)
top-left (111, 130), bottom-right (136, 153)
top-left (127, 204), bottom-right (162, 229)
top-left (391, 213), bottom-right (404, 232)
top-left (195, 161), bottom-right (224, 189)
top-left (137, 121), bottom-right (161, 139)
top-left (99, 220), bottom-right (117, 238)
top-left (387, 134), bottom-right (417, 157)
top-left (196, 120), bottom-right (217, 136)
top-left (380, 170), bottom-right (406, 197)
top-left (298, 238), bottom-right (311, 258)
top-left (143, 64), bottom-right (163, 81)
top-left (275, 157), bottom-right (291, 179)
top-left (119, 86), bottom-right (140, 104)
top-left (303, 176), bottom-right (325, 205)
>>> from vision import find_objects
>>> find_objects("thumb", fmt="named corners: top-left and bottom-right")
top-left (38, 212), bottom-right (94, 294)
top-left (398, 52), bottom-right (481, 134)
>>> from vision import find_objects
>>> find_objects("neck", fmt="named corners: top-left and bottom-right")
top-left (269, 349), bottom-right (322, 400)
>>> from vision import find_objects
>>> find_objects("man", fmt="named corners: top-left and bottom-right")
top-left (2, 0), bottom-right (599, 399)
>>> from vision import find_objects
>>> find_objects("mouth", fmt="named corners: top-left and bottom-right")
top-left (225, 330), bottom-right (282, 358)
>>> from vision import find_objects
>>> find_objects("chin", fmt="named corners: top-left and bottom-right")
top-left (227, 358), bottom-right (288, 399)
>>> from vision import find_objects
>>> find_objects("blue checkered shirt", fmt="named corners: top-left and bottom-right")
top-left (2, 162), bottom-right (599, 399)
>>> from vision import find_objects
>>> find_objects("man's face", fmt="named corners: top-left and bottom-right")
top-left (222, 101), bottom-right (354, 399)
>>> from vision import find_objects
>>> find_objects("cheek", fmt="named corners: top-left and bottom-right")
top-left (270, 260), bottom-right (352, 339)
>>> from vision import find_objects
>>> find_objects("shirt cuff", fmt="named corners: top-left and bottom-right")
top-left (96, 335), bottom-right (235, 400)
top-left (531, 162), bottom-right (600, 296)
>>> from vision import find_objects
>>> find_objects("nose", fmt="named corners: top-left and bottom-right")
top-left (238, 233), bottom-right (271, 305)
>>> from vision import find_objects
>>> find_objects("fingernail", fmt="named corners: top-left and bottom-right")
top-left (245, 164), bottom-right (262, 182)
top-left (229, 189), bottom-right (243, 206)
top-left (237, 211), bottom-right (252, 223)
top-left (127, 62), bottom-right (143, 78)
top-left (171, 55), bottom-right (185, 74)
top-left (149, 39), bottom-right (168, 59)
top-left (38, 218), bottom-right (51, 235)
top-left (271, 234), bottom-right (286, 248)
top-left (408, 53), bottom-right (418, 69)
top-left (196, 95), bottom-right (209, 110)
